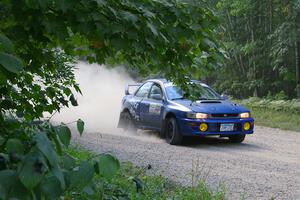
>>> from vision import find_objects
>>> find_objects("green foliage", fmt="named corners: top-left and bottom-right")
top-left (0, 0), bottom-right (222, 199)
top-left (209, 0), bottom-right (300, 99)
top-left (237, 97), bottom-right (300, 114)
top-left (0, 53), bottom-right (23, 73)
top-left (58, 125), bottom-right (72, 147)
top-left (0, 33), bottom-right (24, 74)
top-left (0, 34), bottom-right (14, 53)
top-left (0, 120), bottom-right (121, 199)
top-left (274, 91), bottom-right (289, 100)
top-left (231, 95), bottom-right (300, 132)
top-left (235, 98), bottom-right (300, 132)
top-left (77, 119), bottom-right (84, 136)
top-left (67, 147), bottom-right (226, 200)
top-left (95, 154), bottom-right (120, 180)
top-left (6, 139), bottom-right (24, 155)
top-left (0, 0), bottom-right (223, 100)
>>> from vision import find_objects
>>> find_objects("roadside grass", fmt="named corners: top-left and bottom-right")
top-left (234, 98), bottom-right (300, 132)
top-left (67, 146), bottom-right (226, 200)
top-left (249, 108), bottom-right (300, 132)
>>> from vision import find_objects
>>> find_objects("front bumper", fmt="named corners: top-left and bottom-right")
top-left (178, 117), bottom-right (254, 136)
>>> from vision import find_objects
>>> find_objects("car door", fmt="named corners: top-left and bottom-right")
top-left (130, 82), bottom-right (153, 125)
top-left (140, 83), bottom-right (164, 129)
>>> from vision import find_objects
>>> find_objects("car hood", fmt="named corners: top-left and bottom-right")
top-left (171, 99), bottom-right (249, 114)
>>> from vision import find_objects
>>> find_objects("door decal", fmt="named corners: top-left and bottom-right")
top-left (149, 103), bottom-right (161, 115)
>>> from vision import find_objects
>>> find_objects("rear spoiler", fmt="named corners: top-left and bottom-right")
top-left (125, 83), bottom-right (141, 95)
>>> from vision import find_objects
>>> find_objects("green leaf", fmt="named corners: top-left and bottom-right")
top-left (77, 119), bottom-right (84, 136)
top-left (74, 84), bottom-right (82, 94)
top-left (52, 166), bottom-right (65, 190)
top-left (37, 0), bottom-right (51, 9)
top-left (0, 136), bottom-right (4, 146)
top-left (70, 161), bottom-right (94, 189)
top-left (63, 87), bottom-right (72, 96)
top-left (69, 94), bottom-right (78, 106)
top-left (93, 162), bottom-right (99, 174)
top-left (146, 22), bottom-right (158, 36)
top-left (0, 53), bottom-right (23, 73)
top-left (96, 0), bottom-right (106, 6)
top-left (203, 38), bottom-right (217, 48)
top-left (133, 176), bottom-right (144, 192)
top-left (96, 154), bottom-right (120, 179)
top-left (83, 185), bottom-right (94, 196)
top-left (6, 138), bottom-right (24, 155)
top-left (58, 125), bottom-right (71, 147)
top-left (0, 170), bottom-right (18, 199)
top-left (61, 153), bottom-right (76, 170)
top-left (52, 134), bottom-right (62, 156)
top-left (55, 0), bottom-right (75, 12)
top-left (0, 34), bottom-right (14, 53)
top-left (18, 152), bottom-right (46, 190)
top-left (34, 132), bottom-right (59, 166)
top-left (120, 11), bottom-right (138, 23)
top-left (7, 178), bottom-right (31, 199)
top-left (40, 176), bottom-right (63, 199)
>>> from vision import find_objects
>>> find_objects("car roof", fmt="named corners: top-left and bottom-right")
top-left (146, 78), bottom-right (168, 84)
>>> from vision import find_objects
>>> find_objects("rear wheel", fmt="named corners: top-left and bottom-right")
top-left (228, 134), bottom-right (245, 143)
top-left (165, 117), bottom-right (182, 145)
top-left (123, 111), bottom-right (137, 133)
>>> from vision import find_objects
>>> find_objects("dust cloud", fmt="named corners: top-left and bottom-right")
top-left (51, 62), bottom-right (163, 142)
top-left (52, 62), bottom-right (132, 133)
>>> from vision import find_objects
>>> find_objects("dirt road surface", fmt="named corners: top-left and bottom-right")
top-left (74, 126), bottom-right (300, 200)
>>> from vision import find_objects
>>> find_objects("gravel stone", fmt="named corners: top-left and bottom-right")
top-left (74, 126), bottom-right (300, 200)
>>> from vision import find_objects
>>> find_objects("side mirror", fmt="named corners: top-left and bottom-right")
top-left (151, 94), bottom-right (163, 101)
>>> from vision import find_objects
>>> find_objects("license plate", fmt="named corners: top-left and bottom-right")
top-left (220, 123), bottom-right (234, 132)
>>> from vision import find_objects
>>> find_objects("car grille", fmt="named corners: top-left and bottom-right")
top-left (210, 113), bottom-right (239, 118)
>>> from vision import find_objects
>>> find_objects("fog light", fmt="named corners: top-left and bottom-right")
top-left (199, 123), bottom-right (208, 132)
top-left (243, 122), bottom-right (251, 131)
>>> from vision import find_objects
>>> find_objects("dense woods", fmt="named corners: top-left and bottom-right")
top-left (209, 0), bottom-right (300, 99)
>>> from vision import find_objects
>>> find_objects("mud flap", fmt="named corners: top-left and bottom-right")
top-left (117, 112), bottom-right (125, 128)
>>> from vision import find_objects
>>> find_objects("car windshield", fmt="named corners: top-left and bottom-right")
top-left (165, 84), bottom-right (221, 100)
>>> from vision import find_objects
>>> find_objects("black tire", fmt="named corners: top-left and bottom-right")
top-left (228, 134), bottom-right (245, 143)
top-left (123, 111), bottom-right (137, 133)
top-left (165, 117), bottom-right (182, 145)
top-left (159, 120), bottom-right (166, 138)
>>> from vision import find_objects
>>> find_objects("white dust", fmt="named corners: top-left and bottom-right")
top-left (51, 62), bottom-right (163, 143)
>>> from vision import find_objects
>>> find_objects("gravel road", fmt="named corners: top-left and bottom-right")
top-left (74, 126), bottom-right (300, 200)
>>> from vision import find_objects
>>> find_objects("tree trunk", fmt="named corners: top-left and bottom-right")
top-left (251, 5), bottom-right (257, 97)
top-left (295, 41), bottom-right (300, 98)
top-left (225, 9), bottom-right (244, 74)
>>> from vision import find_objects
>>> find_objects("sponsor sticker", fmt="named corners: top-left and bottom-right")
top-left (149, 103), bottom-right (161, 115)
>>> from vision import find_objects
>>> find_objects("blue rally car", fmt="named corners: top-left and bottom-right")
top-left (118, 79), bottom-right (254, 145)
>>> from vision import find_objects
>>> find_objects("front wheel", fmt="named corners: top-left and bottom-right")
top-left (228, 134), bottom-right (245, 143)
top-left (165, 117), bottom-right (182, 145)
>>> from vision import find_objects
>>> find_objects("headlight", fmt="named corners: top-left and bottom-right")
top-left (240, 112), bottom-right (250, 118)
top-left (187, 112), bottom-right (208, 119)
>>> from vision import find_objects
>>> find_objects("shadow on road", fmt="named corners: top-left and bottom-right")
top-left (181, 136), bottom-right (264, 151)
top-left (107, 129), bottom-right (265, 151)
